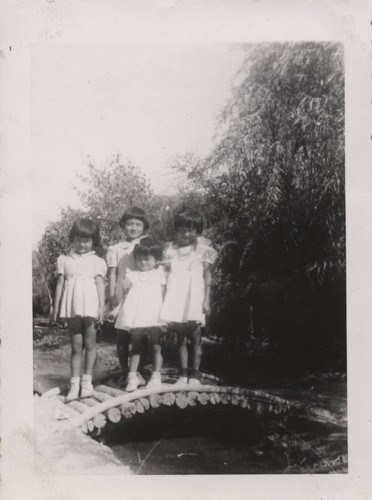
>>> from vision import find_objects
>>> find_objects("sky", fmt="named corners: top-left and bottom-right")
top-left (31, 43), bottom-right (246, 243)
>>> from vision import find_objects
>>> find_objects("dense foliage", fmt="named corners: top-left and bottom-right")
top-left (182, 42), bottom-right (345, 374)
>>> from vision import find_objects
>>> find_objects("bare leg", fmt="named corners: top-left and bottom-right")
top-left (138, 334), bottom-right (148, 371)
top-left (152, 343), bottom-right (163, 373)
top-left (117, 330), bottom-right (129, 375)
top-left (129, 334), bottom-right (143, 373)
top-left (71, 333), bottom-right (83, 378)
top-left (129, 354), bottom-right (140, 373)
top-left (83, 323), bottom-right (97, 376)
top-left (189, 322), bottom-right (202, 378)
top-left (175, 323), bottom-right (188, 377)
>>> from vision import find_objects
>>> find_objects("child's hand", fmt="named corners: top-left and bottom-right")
top-left (107, 310), bottom-right (117, 323)
top-left (108, 296), bottom-right (117, 310)
top-left (202, 298), bottom-right (211, 316)
top-left (97, 306), bottom-right (105, 324)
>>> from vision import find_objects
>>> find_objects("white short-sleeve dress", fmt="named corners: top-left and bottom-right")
top-left (106, 241), bottom-right (132, 269)
top-left (57, 251), bottom-right (107, 318)
top-left (106, 238), bottom-right (145, 303)
top-left (114, 267), bottom-right (166, 330)
top-left (159, 241), bottom-right (217, 326)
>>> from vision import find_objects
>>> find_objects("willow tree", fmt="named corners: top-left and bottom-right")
top-left (200, 43), bottom-right (345, 373)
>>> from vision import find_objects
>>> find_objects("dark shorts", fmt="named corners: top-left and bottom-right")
top-left (131, 326), bottom-right (162, 344)
top-left (65, 316), bottom-right (96, 335)
top-left (170, 322), bottom-right (201, 339)
top-left (117, 328), bottom-right (131, 337)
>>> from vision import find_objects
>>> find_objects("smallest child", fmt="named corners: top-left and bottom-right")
top-left (108, 238), bottom-right (166, 392)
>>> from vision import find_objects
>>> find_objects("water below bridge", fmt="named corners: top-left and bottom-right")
top-left (103, 377), bottom-right (347, 475)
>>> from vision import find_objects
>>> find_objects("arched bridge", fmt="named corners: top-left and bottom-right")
top-left (60, 373), bottom-right (301, 436)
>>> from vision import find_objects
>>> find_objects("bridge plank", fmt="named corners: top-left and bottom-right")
top-left (70, 383), bottom-right (295, 430)
top-left (81, 420), bottom-right (95, 433)
top-left (93, 391), bottom-right (112, 402)
top-left (79, 397), bottom-right (100, 408)
top-left (175, 392), bottom-right (188, 409)
top-left (120, 402), bottom-right (136, 419)
top-left (149, 394), bottom-right (162, 408)
top-left (135, 400), bottom-right (145, 414)
top-left (209, 393), bottom-right (218, 404)
top-left (162, 392), bottom-right (176, 406)
top-left (138, 397), bottom-right (150, 410)
top-left (256, 403), bottom-right (264, 415)
top-left (240, 398), bottom-right (248, 408)
top-left (93, 413), bottom-right (107, 429)
top-left (220, 393), bottom-right (231, 404)
top-left (231, 394), bottom-right (242, 405)
top-left (106, 407), bottom-right (121, 423)
top-left (187, 392), bottom-right (198, 406)
top-left (95, 385), bottom-right (126, 397)
top-left (68, 400), bottom-right (91, 414)
top-left (196, 392), bottom-right (209, 405)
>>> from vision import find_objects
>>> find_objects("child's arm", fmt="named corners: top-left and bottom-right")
top-left (107, 267), bottom-right (117, 309)
top-left (107, 302), bottom-right (121, 323)
top-left (158, 263), bottom-right (167, 301)
top-left (202, 263), bottom-right (212, 316)
top-left (95, 275), bottom-right (106, 323)
top-left (52, 275), bottom-right (65, 323)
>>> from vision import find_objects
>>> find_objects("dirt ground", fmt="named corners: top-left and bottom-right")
top-left (33, 327), bottom-right (132, 474)
top-left (33, 394), bottom-right (131, 475)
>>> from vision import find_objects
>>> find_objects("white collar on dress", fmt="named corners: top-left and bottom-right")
top-left (170, 236), bottom-right (211, 251)
top-left (69, 250), bottom-right (96, 259)
top-left (118, 235), bottom-right (148, 250)
top-left (116, 240), bottom-right (132, 250)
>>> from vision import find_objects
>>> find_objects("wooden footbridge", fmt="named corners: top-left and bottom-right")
top-left (54, 371), bottom-right (302, 436)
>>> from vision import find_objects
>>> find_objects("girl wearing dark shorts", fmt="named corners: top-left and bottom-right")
top-left (52, 218), bottom-right (107, 401)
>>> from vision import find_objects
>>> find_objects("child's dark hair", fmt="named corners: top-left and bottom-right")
top-left (69, 218), bottom-right (100, 248)
top-left (119, 206), bottom-right (149, 231)
top-left (174, 206), bottom-right (203, 234)
top-left (133, 237), bottom-right (163, 262)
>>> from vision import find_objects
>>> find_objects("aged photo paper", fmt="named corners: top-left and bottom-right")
top-left (1, 0), bottom-right (371, 499)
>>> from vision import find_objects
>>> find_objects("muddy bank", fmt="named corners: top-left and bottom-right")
top-left (33, 395), bottom-right (131, 475)
top-left (33, 330), bottom-right (131, 474)
top-left (33, 334), bottom-right (119, 395)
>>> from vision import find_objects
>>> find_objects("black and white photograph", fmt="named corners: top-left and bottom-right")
top-left (31, 41), bottom-right (347, 476)
top-left (1, 1), bottom-right (371, 499)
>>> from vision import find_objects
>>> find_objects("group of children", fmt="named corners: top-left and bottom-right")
top-left (52, 206), bottom-right (217, 402)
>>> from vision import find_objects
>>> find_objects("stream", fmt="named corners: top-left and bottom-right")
top-left (34, 330), bottom-right (347, 475)
top-left (104, 377), bottom-right (347, 474)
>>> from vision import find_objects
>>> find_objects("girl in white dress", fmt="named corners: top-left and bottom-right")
top-left (106, 207), bottom-right (149, 380)
top-left (52, 219), bottom-right (107, 401)
top-left (159, 207), bottom-right (217, 385)
top-left (108, 238), bottom-right (166, 392)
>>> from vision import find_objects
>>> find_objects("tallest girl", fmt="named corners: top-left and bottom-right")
top-left (159, 207), bottom-right (217, 385)
top-left (106, 207), bottom-right (149, 377)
